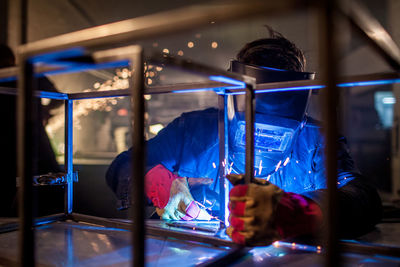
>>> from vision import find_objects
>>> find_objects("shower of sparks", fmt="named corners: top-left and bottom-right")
top-left (46, 65), bottom-right (162, 153)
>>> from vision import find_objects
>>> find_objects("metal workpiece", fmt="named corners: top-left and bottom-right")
top-left (130, 48), bottom-right (146, 267)
top-left (17, 0), bottom-right (308, 58)
top-left (338, 0), bottom-right (400, 71)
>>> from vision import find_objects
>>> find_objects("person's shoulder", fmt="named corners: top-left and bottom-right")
top-left (180, 107), bottom-right (218, 118)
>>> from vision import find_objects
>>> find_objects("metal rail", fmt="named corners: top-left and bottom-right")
top-left (339, 0), bottom-right (400, 71)
top-left (17, 0), bottom-right (307, 57)
top-left (2, 72), bottom-right (399, 100)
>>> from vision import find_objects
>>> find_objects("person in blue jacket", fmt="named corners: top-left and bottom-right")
top-left (106, 29), bottom-right (382, 245)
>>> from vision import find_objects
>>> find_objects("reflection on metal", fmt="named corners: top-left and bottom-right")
top-left (64, 100), bottom-right (74, 215)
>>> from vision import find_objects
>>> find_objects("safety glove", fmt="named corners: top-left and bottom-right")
top-left (226, 174), bottom-right (322, 246)
top-left (145, 164), bottom-right (212, 221)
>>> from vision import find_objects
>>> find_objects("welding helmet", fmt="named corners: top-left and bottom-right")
top-left (228, 61), bottom-right (315, 177)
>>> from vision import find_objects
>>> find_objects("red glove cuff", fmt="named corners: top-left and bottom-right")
top-left (145, 164), bottom-right (179, 209)
top-left (275, 192), bottom-right (323, 239)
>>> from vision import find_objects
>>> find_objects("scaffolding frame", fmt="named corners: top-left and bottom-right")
top-left (0, 0), bottom-right (399, 266)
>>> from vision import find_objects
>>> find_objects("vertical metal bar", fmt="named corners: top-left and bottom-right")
top-left (0, 0), bottom-right (9, 44)
top-left (318, 0), bottom-right (340, 266)
top-left (17, 0), bottom-right (27, 45)
top-left (17, 57), bottom-right (35, 266)
top-left (64, 100), bottom-right (73, 215)
top-left (218, 94), bottom-right (228, 224)
top-left (244, 84), bottom-right (255, 184)
top-left (131, 47), bottom-right (145, 267)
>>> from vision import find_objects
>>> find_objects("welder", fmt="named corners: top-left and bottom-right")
top-left (106, 29), bottom-right (382, 246)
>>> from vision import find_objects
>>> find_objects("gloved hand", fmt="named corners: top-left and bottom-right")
top-left (226, 174), bottom-right (322, 246)
top-left (145, 164), bottom-right (212, 220)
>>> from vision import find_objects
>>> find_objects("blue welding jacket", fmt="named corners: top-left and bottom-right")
top-left (106, 107), bottom-right (357, 212)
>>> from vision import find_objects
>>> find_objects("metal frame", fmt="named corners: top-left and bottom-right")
top-left (0, 0), bottom-right (399, 266)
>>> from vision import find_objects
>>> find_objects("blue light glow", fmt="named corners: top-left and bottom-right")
top-left (209, 75), bottom-right (246, 87)
top-left (67, 224), bottom-right (129, 232)
top-left (172, 87), bottom-right (223, 94)
top-left (338, 78), bottom-right (400, 88)
top-left (259, 66), bottom-right (287, 72)
top-left (0, 76), bottom-right (17, 83)
top-left (255, 85), bottom-right (324, 94)
top-left (39, 91), bottom-right (68, 100)
top-left (31, 47), bottom-right (85, 64)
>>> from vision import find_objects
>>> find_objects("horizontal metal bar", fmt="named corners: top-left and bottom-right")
top-left (339, 0), bottom-right (400, 71)
top-left (69, 213), bottom-right (235, 248)
top-left (0, 86), bottom-right (68, 99)
top-left (0, 213), bottom-right (67, 234)
top-left (18, 0), bottom-right (306, 58)
top-left (340, 241), bottom-right (400, 258)
top-left (68, 81), bottom-right (228, 99)
top-left (2, 72), bottom-right (399, 100)
top-left (69, 71), bottom-right (400, 100)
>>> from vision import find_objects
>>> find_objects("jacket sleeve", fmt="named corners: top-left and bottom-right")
top-left (105, 115), bottom-right (185, 210)
top-left (303, 136), bottom-right (382, 237)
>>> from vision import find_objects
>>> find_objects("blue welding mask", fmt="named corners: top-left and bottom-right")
top-left (228, 61), bottom-right (314, 177)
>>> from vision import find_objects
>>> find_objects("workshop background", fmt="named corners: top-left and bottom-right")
top-left (0, 0), bottom-right (399, 218)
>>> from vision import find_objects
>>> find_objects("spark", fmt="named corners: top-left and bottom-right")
top-left (283, 157), bottom-right (290, 166)
top-left (274, 160), bottom-right (282, 172)
top-left (258, 160), bottom-right (263, 175)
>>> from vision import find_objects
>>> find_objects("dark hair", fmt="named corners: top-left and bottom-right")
top-left (236, 27), bottom-right (305, 72)
top-left (0, 44), bottom-right (16, 68)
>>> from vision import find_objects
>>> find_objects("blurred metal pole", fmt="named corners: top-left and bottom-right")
top-left (245, 83), bottom-right (255, 184)
top-left (318, 0), bottom-right (340, 266)
top-left (64, 100), bottom-right (73, 215)
top-left (17, 57), bottom-right (35, 266)
top-left (0, 0), bottom-right (9, 44)
top-left (131, 47), bottom-right (145, 267)
top-left (218, 94), bottom-right (228, 224)
top-left (17, 0), bottom-right (28, 45)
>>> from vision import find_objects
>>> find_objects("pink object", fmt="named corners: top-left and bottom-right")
top-left (181, 201), bottom-right (201, 221)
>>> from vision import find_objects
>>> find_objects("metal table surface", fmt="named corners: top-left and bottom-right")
top-left (0, 220), bottom-right (229, 267)
top-left (0, 220), bottom-right (400, 266)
